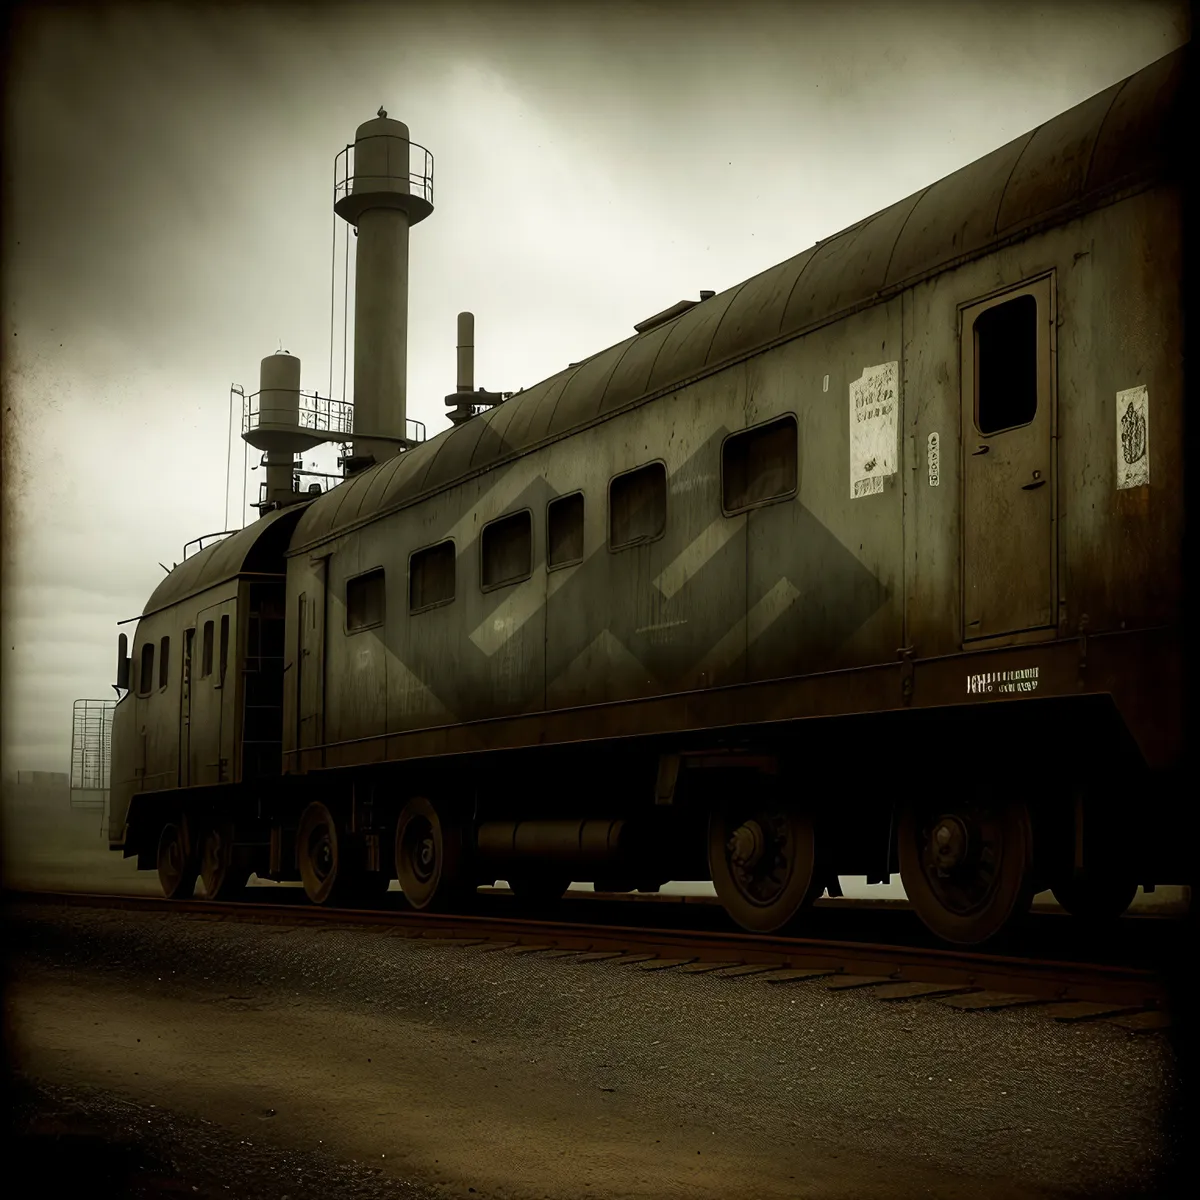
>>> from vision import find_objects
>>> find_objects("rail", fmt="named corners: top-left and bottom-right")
top-left (182, 531), bottom-right (239, 560)
top-left (333, 136), bottom-right (434, 212)
top-left (6, 890), bottom-right (1172, 1013)
top-left (242, 389), bottom-right (355, 441)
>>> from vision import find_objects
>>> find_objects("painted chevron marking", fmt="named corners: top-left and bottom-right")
top-left (653, 513), bottom-right (745, 600)
top-left (469, 574), bottom-right (547, 656)
top-left (698, 577), bottom-right (801, 674)
top-left (384, 645), bottom-right (453, 721)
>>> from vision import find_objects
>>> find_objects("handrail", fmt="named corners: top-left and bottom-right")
top-left (333, 135), bottom-right (435, 211)
top-left (182, 530), bottom-right (240, 560)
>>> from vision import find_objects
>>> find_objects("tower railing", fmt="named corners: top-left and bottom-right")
top-left (333, 137), bottom-right (435, 210)
top-left (242, 389), bottom-right (356, 440)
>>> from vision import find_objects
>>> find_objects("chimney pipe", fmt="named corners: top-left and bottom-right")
top-left (457, 311), bottom-right (474, 392)
top-left (335, 113), bottom-right (434, 469)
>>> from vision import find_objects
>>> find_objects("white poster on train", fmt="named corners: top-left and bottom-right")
top-left (1115, 384), bottom-right (1150, 490)
top-left (849, 360), bottom-right (898, 499)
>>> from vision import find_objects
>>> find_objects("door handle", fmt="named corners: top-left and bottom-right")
top-left (972, 445), bottom-right (989, 456)
top-left (1021, 479), bottom-right (1046, 490)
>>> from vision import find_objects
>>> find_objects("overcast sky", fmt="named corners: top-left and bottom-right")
top-left (1, 0), bottom-right (1189, 775)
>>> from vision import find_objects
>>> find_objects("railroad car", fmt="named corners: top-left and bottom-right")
top-left (107, 47), bottom-right (1189, 945)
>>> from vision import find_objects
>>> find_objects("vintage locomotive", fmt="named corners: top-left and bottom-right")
top-left (109, 48), bottom-right (1188, 945)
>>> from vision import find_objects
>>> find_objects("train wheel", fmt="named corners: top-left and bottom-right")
top-left (157, 820), bottom-right (198, 900)
top-left (199, 820), bottom-right (250, 901)
top-left (297, 801), bottom-right (357, 906)
top-left (898, 797), bottom-right (1035, 945)
top-left (394, 796), bottom-right (467, 911)
top-left (708, 800), bottom-right (821, 934)
top-left (508, 875), bottom-right (571, 903)
top-left (1051, 874), bottom-right (1138, 923)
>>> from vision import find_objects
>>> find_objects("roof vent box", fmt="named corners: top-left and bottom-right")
top-left (634, 291), bottom-right (716, 334)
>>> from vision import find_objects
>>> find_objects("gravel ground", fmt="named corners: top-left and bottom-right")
top-left (6, 1074), bottom-right (437, 1200)
top-left (5, 902), bottom-right (1182, 1198)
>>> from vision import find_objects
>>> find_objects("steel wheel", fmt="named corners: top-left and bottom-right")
top-left (297, 801), bottom-right (351, 906)
top-left (394, 796), bottom-right (467, 911)
top-left (708, 799), bottom-right (821, 933)
top-left (899, 797), bottom-right (1035, 945)
top-left (157, 820), bottom-right (198, 900)
top-left (199, 819), bottom-right (250, 900)
top-left (1051, 874), bottom-right (1138, 923)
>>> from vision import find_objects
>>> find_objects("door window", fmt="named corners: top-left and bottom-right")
top-left (974, 294), bottom-right (1038, 435)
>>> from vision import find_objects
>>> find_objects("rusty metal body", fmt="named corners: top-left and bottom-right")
top-left (109, 48), bottom-right (1189, 923)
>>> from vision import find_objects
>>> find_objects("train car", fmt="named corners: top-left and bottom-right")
top-left (108, 47), bottom-right (1189, 945)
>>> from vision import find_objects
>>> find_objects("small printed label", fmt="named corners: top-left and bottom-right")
top-left (966, 666), bottom-right (1039, 695)
top-left (1116, 385), bottom-right (1149, 490)
top-left (927, 431), bottom-right (940, 487)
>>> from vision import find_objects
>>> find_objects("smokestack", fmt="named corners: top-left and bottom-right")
top-left (335, 109), bottom-right (434, 469)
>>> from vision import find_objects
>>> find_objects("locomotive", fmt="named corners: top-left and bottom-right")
top-left (108, 47), bottom-right (1189, 945)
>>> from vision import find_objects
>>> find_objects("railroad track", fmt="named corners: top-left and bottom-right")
top-left (8, 889), bottom-right (1171, 1025)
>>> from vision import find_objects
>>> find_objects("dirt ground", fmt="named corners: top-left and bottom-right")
top-left (9, 966), bottom-right (1055, 1200)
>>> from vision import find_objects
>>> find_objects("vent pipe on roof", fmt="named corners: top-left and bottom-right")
top-left (445, 311), bottom-right (507, 425)
top-left (634, 290), bottom-right (715, 334)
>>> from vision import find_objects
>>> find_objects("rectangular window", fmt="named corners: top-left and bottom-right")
top-left (218, 614), bottom-right (230, 685)
top-left (481, 511), bottom-right (532, 590)
top-left (409, 541), bottom-right (456, 612)
top-left (347, 568), bottom-right (385, 631)
top-left (138, 642), bottom-right (155, 696)
top-left (201, 621), bottom-right (214, 679)
top-left (159, 636), bottom-right (170, 689)
top-left (722, 414), bottom-right (798, 513)
top-left (975, 293), bottom-right (1038, 435)
top-left (610, 462), bottom-right (666, 549)
top-left (548, 492), bottom-right (584, 568)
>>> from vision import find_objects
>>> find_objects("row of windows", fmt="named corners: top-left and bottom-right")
top-left (137, 615), bottom-right (228, 697)
top-left (345, 414), bottom-right (799, 630)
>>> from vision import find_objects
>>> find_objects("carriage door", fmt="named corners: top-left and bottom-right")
top-left (297, 558), bottom-right (328, 770)
top-left (214, 598), bottom-right (238, 783)
top-left (178, 627), bottom-right (194, 787)
top-left (961, 276), bottom-right (1056, 641)
top-left (191, 598), bottom-right (237, 784)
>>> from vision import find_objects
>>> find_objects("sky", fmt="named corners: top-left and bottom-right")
top-left (1, 0), bottom-right (1191, 777)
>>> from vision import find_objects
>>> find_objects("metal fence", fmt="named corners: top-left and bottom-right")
top-left (70, 698), bottom-right (115, 810)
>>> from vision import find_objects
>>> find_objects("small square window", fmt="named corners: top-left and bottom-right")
top-left (410, 541), bottom-right (456, 612)
top-left (482, 511), bottom-right (532, 590)
top-left (548, 493), bottom-right (584, 568)
top-left (347, 569), bottom-right (385, 631)
top-left (722, 415), bottom-right (798, 513)
top-left (610, 462), bottom-right (666, 550)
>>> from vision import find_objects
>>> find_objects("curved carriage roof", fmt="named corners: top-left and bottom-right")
top-left (141, 505), bottom-right (303, 618)
top-left (292, 46), bottom-right (1184, 555)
